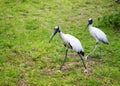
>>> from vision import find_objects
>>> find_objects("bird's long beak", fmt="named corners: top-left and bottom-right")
top-left (49, 30), bottom-right (57, 43)
top-left (84, 23), bottom-right (89, 31)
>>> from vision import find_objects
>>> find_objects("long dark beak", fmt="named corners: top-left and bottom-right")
top-left (49, 30), bottom-right (57, 43)
top-left (84, 23), bottom-right (89, 31)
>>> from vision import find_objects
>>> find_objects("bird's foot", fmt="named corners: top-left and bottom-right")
top-left (84, 69), bottom-right (88, 73)
top-left (58, 69), bottom-right (62, 73)
top-left (85, 56), bottom-right (88, 61)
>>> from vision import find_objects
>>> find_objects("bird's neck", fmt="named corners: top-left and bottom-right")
top-left (59, 31), bottom-right (63, 37)
top-left (59, 31), bottom-right (65, 41)
top-left (88, 24), bottom-right (93, 29)
top-left (88, 24), bottom-right (93, 27)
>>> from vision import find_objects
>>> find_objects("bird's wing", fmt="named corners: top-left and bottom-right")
top-left (94, 27), bottom-right (109, 43)
top-left (65, 34), bottom-right (84, 52)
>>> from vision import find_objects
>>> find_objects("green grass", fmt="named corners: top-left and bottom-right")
top-left (0, 0), bottom-right (120, 85)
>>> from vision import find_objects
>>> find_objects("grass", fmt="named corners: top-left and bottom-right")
top-left (0, 0), bottom-right (120, 85)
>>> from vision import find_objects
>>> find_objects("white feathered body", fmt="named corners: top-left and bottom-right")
top-left (59, 32), bottom-right (84, 54)
top-left (89, 25), bottom-right (109, 44)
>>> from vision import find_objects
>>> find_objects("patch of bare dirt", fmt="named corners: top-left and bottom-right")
top-left (40, 68), bottom-right (55, 75)
top-left (68, 53), bottom-right (78, 57)
top-left (16, 78), bottom-right (27, 86)
top-left (41, 56), bottom-right (101, 75)
top-left (12, 50), bottom-right (22, 58)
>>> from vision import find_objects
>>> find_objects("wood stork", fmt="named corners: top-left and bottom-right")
top-left (85, 18), bottom-right (109, 60)
top-left (49, 26), bottom-right (87, 72)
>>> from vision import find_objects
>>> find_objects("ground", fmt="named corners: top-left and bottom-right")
top-left (0, 0), bottom-right (120, 86)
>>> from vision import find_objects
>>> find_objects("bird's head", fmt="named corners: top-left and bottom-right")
top-left (49, 26), bottom-right (61, 43)
top-left (88, 18), bottom-right (93, 25)
top-left (84, 18), bottom-right (93, 31)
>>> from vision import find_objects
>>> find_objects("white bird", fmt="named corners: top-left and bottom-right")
top-left (85, 18), bottom-right (109, 60)
top-left (49, 26), bottom-right (87, 72)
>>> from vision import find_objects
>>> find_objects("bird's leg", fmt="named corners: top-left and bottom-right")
top-left (78, 54), bottom-right (88, 73)
top-left (59, 48), bottom-right (68, 70)
top-left (97, 43), bottom-right (102, 59)
top-left (85, 43), bottom-right (98, 60)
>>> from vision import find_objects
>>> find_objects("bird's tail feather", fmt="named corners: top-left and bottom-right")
top-left (103, 41), bottom-right (109, 45)
top-left (78, 51), bottom-right (84, 56)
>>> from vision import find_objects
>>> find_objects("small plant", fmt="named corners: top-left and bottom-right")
top-left (98, 12), bottom-right (120, 30)
top-left (21, 0), bottom-right (27, 3)
top-left (25, 19), bottom-right (39, 30)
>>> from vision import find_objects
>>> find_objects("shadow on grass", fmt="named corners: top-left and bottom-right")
top-left (86, 55), bottom-right (102, 61)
